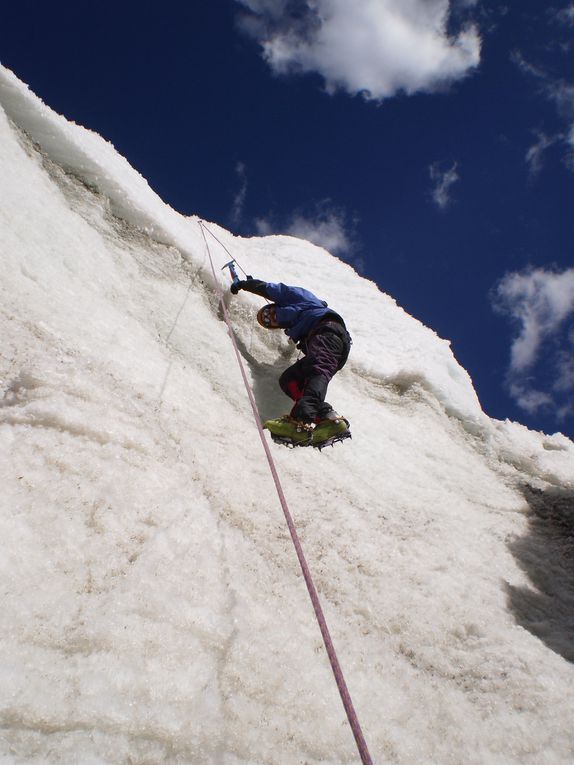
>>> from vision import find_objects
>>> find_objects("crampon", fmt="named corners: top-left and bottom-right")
top-left (269, 430), bottom-right (352, 450)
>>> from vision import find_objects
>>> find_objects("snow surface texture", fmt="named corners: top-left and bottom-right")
top-left (1, 65), bottom-right (573, 764)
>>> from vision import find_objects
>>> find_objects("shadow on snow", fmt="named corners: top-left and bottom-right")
top-left (228, 325), bottom-right (295, 423)
top-left (506, 483), bottom-right (574, 663)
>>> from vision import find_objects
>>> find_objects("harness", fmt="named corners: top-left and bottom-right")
top-left (298, 315), bottom-right (352, 370)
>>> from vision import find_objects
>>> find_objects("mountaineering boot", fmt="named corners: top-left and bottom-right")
top-left (312, 414), bottom-right (350, 446)
top-left (263, 415), bottom-right (314, 446)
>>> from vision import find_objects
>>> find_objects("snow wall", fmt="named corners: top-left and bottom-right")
top-left (1, 65), bottom-right (574, 764)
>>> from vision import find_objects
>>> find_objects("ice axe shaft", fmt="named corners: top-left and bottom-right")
top-left (222, 260), bottom-right (240, 285)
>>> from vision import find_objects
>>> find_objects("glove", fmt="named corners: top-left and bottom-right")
top-left (230, 275), bottom-right (266, 296)
top-left (230, 279), bottom-right (250, 295)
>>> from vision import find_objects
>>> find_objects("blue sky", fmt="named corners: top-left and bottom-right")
top-left (2, 1), bottom-right (574, 435)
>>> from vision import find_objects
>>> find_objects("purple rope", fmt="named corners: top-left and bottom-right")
top-left (199, 221), bottom-right (374, 765)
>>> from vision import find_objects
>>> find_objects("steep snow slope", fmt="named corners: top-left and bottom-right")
top-left (1, 66), bottom-right (573, 764)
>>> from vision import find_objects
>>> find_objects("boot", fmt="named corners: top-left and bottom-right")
top-left (312, 414), bottom-right (350, 445)
top-left (263, 415), bottom-right (314, 445)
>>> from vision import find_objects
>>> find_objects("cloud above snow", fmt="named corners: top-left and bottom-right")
top-left (429, 161), bottom-right (460, 209)
top-left (493, 267), bottom-right (574, 418)
top-left (231, 161), bottom-right (248, 224)
top-left (255, 202), bottom-right (359, 262)
top-left (285, 212), bottom-right (351, 254)
top-left (235, 0), bottom-right (481, 101)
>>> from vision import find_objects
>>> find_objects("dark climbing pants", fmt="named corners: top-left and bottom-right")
top-left (279, 323), bottom-right (351, 423)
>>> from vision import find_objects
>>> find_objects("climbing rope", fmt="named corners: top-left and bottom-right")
top-left (198, 220), bottom-right (374, 765)
top-left (198, 220), bottom-right (250, 278)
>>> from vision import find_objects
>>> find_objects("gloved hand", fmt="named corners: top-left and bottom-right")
top-left (230, 275), bottom-right (255, 295)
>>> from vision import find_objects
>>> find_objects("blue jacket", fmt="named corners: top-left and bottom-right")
top-left (263, 282), bottom-right (345, 343)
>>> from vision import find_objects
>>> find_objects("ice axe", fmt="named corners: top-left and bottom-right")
top-left (221, 259), bottom-right (240, 286)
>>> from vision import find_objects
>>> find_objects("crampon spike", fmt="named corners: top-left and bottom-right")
top-left (314, 431), bottom-right (353, 451)
top-left (270, 431), bottom-right (352, 450)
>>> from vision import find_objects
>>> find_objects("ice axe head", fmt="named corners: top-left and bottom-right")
top-left (221, 260), bottom-right (239, 285)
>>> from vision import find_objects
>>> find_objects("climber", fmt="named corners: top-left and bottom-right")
top-left (230, 277), bottom-right (352, 448)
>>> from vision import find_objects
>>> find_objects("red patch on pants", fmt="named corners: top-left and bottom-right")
top-left (286, 379), bottom-right (304, 401)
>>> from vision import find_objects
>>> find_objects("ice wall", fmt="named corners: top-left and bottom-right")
top-left (1, 66), bottom-right (574, 765)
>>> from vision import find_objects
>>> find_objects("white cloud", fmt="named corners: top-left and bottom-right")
top-left (235, 0), bottom-right (481, 101)
top-left (429, 161), bottom-right (460, 209)
top-left (511, 50), bottom-right (543, 79)
top-left (254, 217), bottom-right (273, 236)
top-left (493, 267), bottom-right (574, 415)
top-left (525, 131), bottom-right (562, 175)
top-left (284, 212), bottom-right (351, 255)
top-left (231, 162), bottom-right (248, 224)
top-left (555, 345), bottom-right (574, 393)
top-left (554, 4), bottom-right (574, 27)
top-left (508, 383), bottom-right (554, 416)
top-left (513, 52), bottom-right (574, 171)
top-left (255, 203), bottom-right (355, 258)
top-left (548, 79), bottom-right (574, 120)
top-left (566, 124), bottom-right (574, 168)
